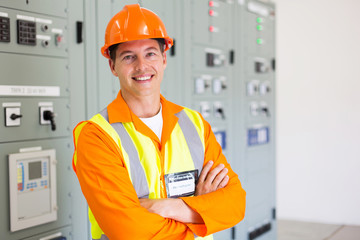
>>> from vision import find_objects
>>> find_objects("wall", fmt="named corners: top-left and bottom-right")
top-left (274, 0), bottom-right (360, 225)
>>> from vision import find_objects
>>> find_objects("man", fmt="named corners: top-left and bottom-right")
top-left (73, 4), bottom-right (246, 240)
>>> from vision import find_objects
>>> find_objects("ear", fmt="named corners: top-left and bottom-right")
top-left (162, 52), bottom-right (167, 69)
top-left (109, 59), bottom-right (118, 77)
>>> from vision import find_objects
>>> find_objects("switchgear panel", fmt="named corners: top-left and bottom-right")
top-left (0, 0), bottom-right (84, 239)
top-left (233, 1), bottom-right (277, 240)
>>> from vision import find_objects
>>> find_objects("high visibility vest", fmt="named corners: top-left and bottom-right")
top-left (74, 107), bottom-right (213, 240)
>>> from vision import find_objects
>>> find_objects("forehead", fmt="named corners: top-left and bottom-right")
top-left (117, 39), bottom-right (160, 52)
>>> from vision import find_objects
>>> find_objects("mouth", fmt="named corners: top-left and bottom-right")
top-left (132, 74), bottom-right (153, 81)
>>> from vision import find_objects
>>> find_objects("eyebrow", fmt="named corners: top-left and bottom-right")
top-left (118, 50), bottom-right (133, 58)
top-left (118, 47), bottom-right (160, 58)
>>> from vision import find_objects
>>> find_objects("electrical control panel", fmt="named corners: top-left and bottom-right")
top-left (233, 1), bottom-right (277, 239)
top-left (0, 1), bottom-right (85, 240)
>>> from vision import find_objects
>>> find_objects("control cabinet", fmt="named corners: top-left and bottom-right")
top-left (0, 1), bottom-right (86, 240)
top-left (233, 1), bottom-right (277, 240)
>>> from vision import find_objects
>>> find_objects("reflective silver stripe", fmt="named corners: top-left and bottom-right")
top-left (176, 110), bottom-right (205, 176)
top-left (100, 108), bottom-right (109, 121)
top-left (99, 109), bottom-right (150, 199)
top-left (93, 234), bottom-right (109, 240)
top-left (112, 122), bottom-right (150, 198)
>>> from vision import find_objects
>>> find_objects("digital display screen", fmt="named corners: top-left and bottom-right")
top-left (28, 161), bottom-right (42, 180)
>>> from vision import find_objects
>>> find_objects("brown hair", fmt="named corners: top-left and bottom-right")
top-left (109, 38), bottom-right (165, 63)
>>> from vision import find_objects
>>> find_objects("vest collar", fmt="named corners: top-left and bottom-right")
top-left (107, 91), bottom-right (184, 144)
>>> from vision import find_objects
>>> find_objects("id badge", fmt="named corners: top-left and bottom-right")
top-left (164, 170), bottom-right (198, 198)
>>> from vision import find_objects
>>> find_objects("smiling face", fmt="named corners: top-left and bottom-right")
top-left (109, 39), bottom-right (167, 102)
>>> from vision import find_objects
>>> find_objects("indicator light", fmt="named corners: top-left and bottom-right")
top-left (209, 10), bottom-right (214, 16)
top-left (257, 25), bottom-right (263, 31)
top-left (209, 26), bottom-right (214, 32)
top-left (209, 1), bottom-right (214, 7)
top-left (256, 17), bottom-right (263, 23)
top-left (257, 38), bottom-right (263, 45)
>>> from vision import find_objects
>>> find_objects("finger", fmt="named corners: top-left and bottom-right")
top-left (204, 163), bottom-right (225, 183)
top-left (218, 175), bottom-right (229, 189)
top-left (198, 160), bottom-right (213, 183)
top-left (212, 167), bottom-right (228, 187)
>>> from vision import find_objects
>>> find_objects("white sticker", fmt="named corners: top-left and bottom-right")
top-left (2, 102), bottom-right (21, 107)
top-left (38, 102), bottom-right (53, 107)
top-left (0, 12), bottom-right (9, 17)
top-left (19, 147), bottom-right (42, 153)
top-left (51, 28), bottom-right (63, 34)
top-left (17, 15), bottom-right (35, 22)
top-left (36, 35), bottom-right (51, 41)
top-left (205, 48), bottom-right (222, 55)
top-left (36, 18), bottom-right (52, 24)
top-left (0, 85), bottom-right (60, 97)
top-left (247, 2), bottom-right (270, 17)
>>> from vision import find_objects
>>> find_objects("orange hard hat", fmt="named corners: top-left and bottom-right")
top-left (101, 4), bottom-right (173, 59)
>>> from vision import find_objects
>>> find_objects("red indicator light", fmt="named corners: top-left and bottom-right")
top-left (209, 26), bottom-right (214, 32)
top-left (209, 1), bottom-right (214, 7)
top-left (209, 10), bottom-right (214, 16)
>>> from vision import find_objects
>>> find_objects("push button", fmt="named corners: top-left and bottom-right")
top-left (0, 17), bottom-right (10, 43)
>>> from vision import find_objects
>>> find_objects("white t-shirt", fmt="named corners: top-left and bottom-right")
top-left (139, 104), bottom-right (163, 141)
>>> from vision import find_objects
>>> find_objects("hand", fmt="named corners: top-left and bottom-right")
top-left (195, 160), bottom-right (229, 196)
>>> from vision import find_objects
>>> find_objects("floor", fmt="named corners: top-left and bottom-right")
top-left (278, 219), bottom-right (360, 240)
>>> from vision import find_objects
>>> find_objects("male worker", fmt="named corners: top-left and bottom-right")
top-left (72, 4), bottom-right (246, 240)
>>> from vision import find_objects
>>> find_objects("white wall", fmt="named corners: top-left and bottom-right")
top-left (274, 0), bottom-right (360, 225)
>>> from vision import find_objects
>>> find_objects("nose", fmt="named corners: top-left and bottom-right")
top-left (134, 55), bottom-right (148, 71)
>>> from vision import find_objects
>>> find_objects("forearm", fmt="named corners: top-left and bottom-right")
top-left (181, 117), bottom-right (246, 235)
top-left (78, 167), bottom-right (195, 240)
top-left (181, 177), bottom-right (246, 235)
top-left (140, 198), bottom-right (204, 224)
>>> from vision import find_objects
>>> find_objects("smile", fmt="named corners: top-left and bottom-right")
top-left (132, 75), bottom-right (153, 81)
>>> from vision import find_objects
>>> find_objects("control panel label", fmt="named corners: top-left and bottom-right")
top-left (0, 85), bottom-right (60, 96)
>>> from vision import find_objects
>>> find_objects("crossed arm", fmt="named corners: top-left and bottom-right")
top-left (139, 160), bottom-right (230, 223)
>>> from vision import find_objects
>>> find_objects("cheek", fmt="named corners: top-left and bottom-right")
top-left (115, 65), bottom-right (130, 78)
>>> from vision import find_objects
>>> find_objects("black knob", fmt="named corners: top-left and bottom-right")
top-left (43, 110), bottom-right (56, 131)
top-left (216, 108), bottom-right (226, 120)
top-left (10, 113), bottom-right (23, 120)
top-left (261, 107), bottom-right (271, 117)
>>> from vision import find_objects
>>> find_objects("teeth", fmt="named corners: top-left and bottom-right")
top-left (135, 76), bottom-right (151, 81)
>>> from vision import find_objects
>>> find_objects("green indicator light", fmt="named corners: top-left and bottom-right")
top-left (257, 25), bottom-right (263, 31)
top-left (256, 17), bottom-right (263, 23)
top-left (257, 38), bottom-right (263, 45)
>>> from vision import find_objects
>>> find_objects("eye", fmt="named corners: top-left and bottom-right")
top-left (147, 52), bottom-right (156, 57)
top-left (123, 55), bottom-right (135, 61)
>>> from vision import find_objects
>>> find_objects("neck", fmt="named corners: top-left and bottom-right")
top-left (121, 92), bottom-right (161, 118)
